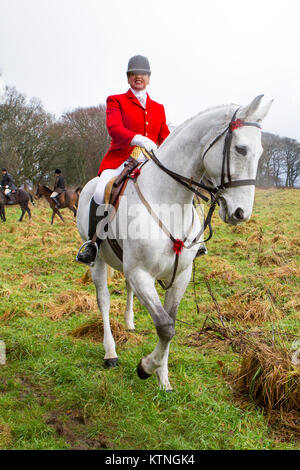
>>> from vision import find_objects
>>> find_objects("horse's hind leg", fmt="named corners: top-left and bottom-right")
top-left (91, 257), bottom-right (118, 368)
top-left (126, 268), bottom-right (175, 390)
top-left (19, 208), bottom-right (25, 222)
top-left (124, 279), bottom-right (135, 331)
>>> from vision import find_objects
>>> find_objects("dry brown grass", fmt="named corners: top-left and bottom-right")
top-left (271, 234), bottom-right (290, 244)
top-left (233, 342), bottom-right (300, 412)
top-left (70, 316), bottom-right (142, 345)
top-left (0, 307), bottom-right (34, 322)
top-left (206, 261), bottom-right (242, 285)
top-left (221, 287), bottom-right (281, 324)
top-left (0, 421), bottom-right (12, 448)
top-left (186, 320), bottom-right (300, 412)
top-left (18, 275), bottom-right (47, 291)
top-left (203, 256), bottom-right (242, 285)
top-left (231, 240), bottom-right (247, 249)
top-left (76, 270), bottom-right (92, 285)
top-left (257, 250), bottom-right (285, 266)
top-left (46, 290), bottom-right (97, 320)
top-left (266, 263), bottom-right (300, 279)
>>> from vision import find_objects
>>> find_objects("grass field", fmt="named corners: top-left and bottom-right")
top-left (0, 189), bottom-right (299, 450)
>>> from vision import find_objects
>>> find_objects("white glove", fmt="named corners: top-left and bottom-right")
top-left (130, 134), bottom-right (157, 152)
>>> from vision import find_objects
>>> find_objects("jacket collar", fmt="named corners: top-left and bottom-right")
top-left (127, 89), bottom-right (151, 109)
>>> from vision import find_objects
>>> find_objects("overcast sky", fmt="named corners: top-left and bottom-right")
top-left (1, 0), bottom-right (300, 141)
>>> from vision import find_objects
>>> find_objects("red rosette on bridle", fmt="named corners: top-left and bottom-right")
top-left (173, 239), bottom-right (184, 255)
top-left (230, 119), bottom-right (244, 131)
top-left (130, 167), bottom-right (141, 179)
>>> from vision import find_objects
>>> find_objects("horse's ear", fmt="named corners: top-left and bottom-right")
top-left (255, 99), bottom-right (274, 122)
top-left (237, 95), bottom-right (264, 120)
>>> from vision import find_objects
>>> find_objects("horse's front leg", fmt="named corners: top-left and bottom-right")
top-left (124, 279), bottom-right (135, 330)
top-left (91, 257), bottom-right (118, 368)
top-left (51, 208), bottom-right (64, 224)
top-left (127, 268), bottom-right (176, 390)
top-left (155, 264), bottom-right (193, 390)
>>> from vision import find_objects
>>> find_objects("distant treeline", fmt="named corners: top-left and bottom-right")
top-left (0, 85), bottom-right (299, 188)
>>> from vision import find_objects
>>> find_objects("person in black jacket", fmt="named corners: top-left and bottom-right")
top-left (1, 168), bottom-right (17, 203)
top-left (50, 169), bottom-right (65, 208)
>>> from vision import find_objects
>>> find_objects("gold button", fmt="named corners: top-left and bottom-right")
top-left (145, 132), bottom-right (148, 136)
top-left (146, 121), bottom-right (148, 125)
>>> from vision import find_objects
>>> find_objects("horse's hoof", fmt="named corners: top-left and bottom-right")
top-left (104, 358), bottom-right (118, 369)
top-left (137, 360), bottom-right (151, 380)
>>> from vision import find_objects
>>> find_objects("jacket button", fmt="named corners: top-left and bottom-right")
top-left (146, 121), bottom-right (148, 125)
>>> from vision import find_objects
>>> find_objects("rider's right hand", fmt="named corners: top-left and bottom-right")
top-left (130, 134), bottom-right (158, 152)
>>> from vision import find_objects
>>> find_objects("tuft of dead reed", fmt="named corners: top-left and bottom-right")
top-left (46, 290), bottom-right (97, 320)
top-left (267, 263), bottom-right (300, 279)
top-left (257, 250), bottom-right (284, 266)
top-left (186, 320), bottom-right (300, 412)
top-left (70, 316), bottom-right (142, 345)
top-left (76, 270), bottom-right (92, 285)
top-left (221, 287), bottom-right (281, 324)
top-left (233, 341), bottom-right (300, 412)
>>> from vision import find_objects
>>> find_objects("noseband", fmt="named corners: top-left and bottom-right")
top-left (144, 108), bottom-right (261, 242)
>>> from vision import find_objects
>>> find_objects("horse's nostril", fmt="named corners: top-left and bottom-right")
top-left (234, 208), bottom-right (244, 220)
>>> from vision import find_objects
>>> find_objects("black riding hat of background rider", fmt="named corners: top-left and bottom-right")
top-left (2, 168), bottom-right (7, 172)
top-left (127, 55), bottom-right (151, 75)
top-left (55, 169), bottom-right (62, 174)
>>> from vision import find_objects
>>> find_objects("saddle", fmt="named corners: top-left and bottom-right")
top-left (104, 155), bottom-right (140, 208)
top-left (4, 190), bottom-right (17, 204)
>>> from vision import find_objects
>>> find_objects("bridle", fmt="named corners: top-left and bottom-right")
top-left (145, 107), bottom-right (262, 242)
top-left (201, 107), bottom-right (261, 192)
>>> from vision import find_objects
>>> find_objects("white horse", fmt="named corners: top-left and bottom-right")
top-left (76, 95), bottom-right (272, 391)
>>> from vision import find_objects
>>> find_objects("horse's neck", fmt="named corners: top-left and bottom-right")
top-left (41, 188), bottom-right (51, 199)
top-left (139, 105), bottom-right (230, 205)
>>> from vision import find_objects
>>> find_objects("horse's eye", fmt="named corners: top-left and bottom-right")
top-left (235, 145), bottom-right (247, 156)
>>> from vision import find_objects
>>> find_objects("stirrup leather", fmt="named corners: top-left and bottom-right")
top-left (76, 240), bottom-right (99, 267)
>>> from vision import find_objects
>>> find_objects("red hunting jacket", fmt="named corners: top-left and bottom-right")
top-left (98, 89), bottom-right (170, 174)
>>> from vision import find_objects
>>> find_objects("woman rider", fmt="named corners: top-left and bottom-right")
top-left (76, 55), bottom-right (170, 266)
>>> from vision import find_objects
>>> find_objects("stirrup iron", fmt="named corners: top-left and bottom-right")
top-left (76, 240), bottom-right (99, 267)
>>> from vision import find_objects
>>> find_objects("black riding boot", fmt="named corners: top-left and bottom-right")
top-left (6, 193), bottom-right (14, 204)
top-left (76, 198), bottom-right (106, 266)
top-left (51, 196), bottom-right (60, 209)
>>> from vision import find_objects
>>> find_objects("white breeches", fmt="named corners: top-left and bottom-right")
top-left (93, 152), bottom-right (147, 205)
top-left (93, 162), bottom-right (126, 205)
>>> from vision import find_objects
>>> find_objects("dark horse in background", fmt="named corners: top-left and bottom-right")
top-left (35, 184), bottom-right (81, 224)
top-left (0, 187), bottom-right (33, 222)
